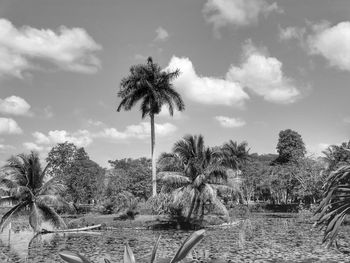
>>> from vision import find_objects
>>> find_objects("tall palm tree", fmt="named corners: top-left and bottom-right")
top-left (117, 57), bottom-right (185, 197)
top-left (221, 140), bottom-right (250, 170)
top-left (314, 164), bottom-right (350, 247)
top-left (158, 135), bottom-right (232, 222)
top-left (0, 152), bottom-right (67, 232)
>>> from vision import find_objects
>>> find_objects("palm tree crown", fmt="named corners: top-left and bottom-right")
top-left (158, 135), bottom-right (231, 222)
top-left (117, 57), bottom-right (185, 197)
top-left (221, 140), bottom-right (250, 170)
top-left (117, 57), bottom-right (184, 117)
top-left (0, 152), bottom-right (67, 232)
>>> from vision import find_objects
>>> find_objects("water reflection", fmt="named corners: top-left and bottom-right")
top-left (0, 215), bottom-right (350, 262)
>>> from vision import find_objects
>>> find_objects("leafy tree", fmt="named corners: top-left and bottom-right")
top-left (65, 148), bottom-right (105, 204)
top-left (275, 129), bottom-right (306, 164)
top-left (107, 158), bottom-right (151, 200)
top-left (117, 57), bottom-right (185, 197)
top-left (158, 135), bottom-right (231, 222)
top-left (0, 152), bottom-right (67, 232)
top-left (294, 158), bottom-right (325, 204)
top-left (46, 142), bottom-right (79, 179)
top-left (221, 140), bottom-right (250, 170)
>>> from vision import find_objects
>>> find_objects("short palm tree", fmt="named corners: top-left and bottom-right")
top-left (0, 152), bottom-right (67, 232)
top-left (314, 164), bottom-right (350, 246)
top-left (158, 135), bottom-right (231, 222)
top-left (221, 140), bottom-right (250, 170)
top-left (117, 57), bottom-right (185, 197)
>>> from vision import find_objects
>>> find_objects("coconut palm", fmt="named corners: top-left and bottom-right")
top-left (314, 164), bottom-right (350, 246)
top-left (158, 135), bottom-right (232, 222)
top-left (221, 140), bottom-right (250, 170)
top-left (117, 57), bottom-right (185, 197)
top-left (0, 152), bottom-right (67, 232)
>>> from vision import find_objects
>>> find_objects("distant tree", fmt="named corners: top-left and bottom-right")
top-left (275, 129), bottom-right (306, 164)
top-left (240, 155), bottom-right (270, 204)
top-left (0, 152), bottom-right (67, 232)
top-left (46, 142), bottom-right (79, 179)
top-left (117, 57), bottom-right (185, 197)
top-left (66, 148), bottom-right (105, 204)
top-left (107, 158), bottom-right (152, 200)
top-left (158, 135), bottom-right (231, 222)
top-left (294, 158), bottom-right (324, 204)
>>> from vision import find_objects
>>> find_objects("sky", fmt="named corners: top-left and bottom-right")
top-left (0, 0), bottom-right (349, 168)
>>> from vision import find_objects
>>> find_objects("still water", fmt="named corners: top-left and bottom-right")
top-left (0, 214), bottom-right (350, 263)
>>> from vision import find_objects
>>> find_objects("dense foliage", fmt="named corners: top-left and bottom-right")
top-left (47, 143), bottom-right (105, 205)
top-left (107, 158), bottom-right (152, 200)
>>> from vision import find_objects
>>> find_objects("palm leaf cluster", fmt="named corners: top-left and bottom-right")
top-left (158, 135), bottom-right (232, 222)
top-left (221, 140), bottom-right (250, 170)
top-left (314, 165), bottom-right (350, 246)
top-left (0, 152), bottom-right (67, 232)
top-left (117, 57), bottom-right (184, 118)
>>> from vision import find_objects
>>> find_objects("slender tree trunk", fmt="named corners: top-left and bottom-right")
top-left (150, 113), bottom-right (157, 197)
top-left (187, 191), bottom-right (197, 222)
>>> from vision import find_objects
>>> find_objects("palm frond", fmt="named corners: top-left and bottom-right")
top-left (314, 165), bottom-right (350, 245)
top-left (37, 201), bottom-right (67, 229)
top-left (38, 177), bottom-right (66, 195)
top-left (0, 196), bottom-right (17, 206)
top-left (158, 172), bottom-right (190, 187)
top-left (0, 201), bottom-right (29, 231)
top-left (29, 202), bottom-right (43, 232)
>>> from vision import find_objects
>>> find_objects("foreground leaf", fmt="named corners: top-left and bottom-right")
top-left (58, 250), bottom-right (91, 263)
top-left (150, 235), bottom-right (161, 263)
top-left (170, 229), bottom-right (205, 263)
top-left (124, 243), bottom-right (136, 263)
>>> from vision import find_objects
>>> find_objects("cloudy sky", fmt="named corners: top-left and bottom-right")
top-left (0, 0), bottom-right (349, 167)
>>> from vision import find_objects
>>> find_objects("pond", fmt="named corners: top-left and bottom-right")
top-left (1, 214), bottom-right (350, 263)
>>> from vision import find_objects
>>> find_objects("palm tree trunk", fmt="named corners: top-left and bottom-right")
top-left (150, 113), bottom-right (157, 197)
top-left (187, 191), bottom-right (197, 222)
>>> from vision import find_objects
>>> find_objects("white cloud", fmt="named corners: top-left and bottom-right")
top-left (0, 117), bottom-right (22, 134)
top-left (0, 18), bottom-right (101, 77)
top-left (97, 122), bottom-right (177, 140)
top-left (166, 56), bottom-right (249, 107)
top-left (32, 130), bottom-right (92, 147)
top-left (226, 42), bottom-right (301, 103)
top-left (203, 0), bottom-right (282, 31)
top-left (308, 21), bottom-right (350, 71)
top-left (344, 117), bottom-right (350, 124)
top-left (279, 26), bottom-right (305, 41)
top-left (23, 142), bottom-right (44, 152)
top-left (0, 96), bottom-right (31, 115)
top-left (154, 27), bottom-right (169, 42)
top-left (215, 116), bottom-right (246, 128)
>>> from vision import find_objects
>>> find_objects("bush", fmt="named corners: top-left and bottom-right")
top-left (146, 192), bottom-right (174, 215)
